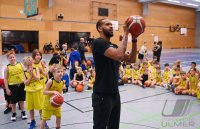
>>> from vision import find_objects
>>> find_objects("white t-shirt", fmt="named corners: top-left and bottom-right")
top-left (139, 45), bottom-right (147, 55)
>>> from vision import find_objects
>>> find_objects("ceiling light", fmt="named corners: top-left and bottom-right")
top-left (194, 0), bottom-right (200, 2)
top-left (167, 0), bottom-right (180, 3)
top-left (186, 3), bottom-right (199, 7)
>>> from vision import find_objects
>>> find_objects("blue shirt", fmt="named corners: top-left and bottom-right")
top-left (68, 50), bottom-right (81, 68)
top-left (80, 64), bottom-right (87, 71)
top-left (62, 73), bottom-right (69, 87)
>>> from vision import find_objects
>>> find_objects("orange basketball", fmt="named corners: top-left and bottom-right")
top-left (50, 95), bottom-right (64, 108)
top-left (126, 15), bottom-right (145, 37)
top-left (122, 76), bottom-right (128, 83)
top-left (144, 81), bottom-right (151, 87)
top-left (87, 60), bottom-right (92, 66)
top-left (76, 84), bottom-right (84, 92)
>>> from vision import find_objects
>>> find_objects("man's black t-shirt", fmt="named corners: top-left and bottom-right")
top-left (78, 43), bottom-right (85, 60)
top-left (92, 38), bottom-right (119, 94)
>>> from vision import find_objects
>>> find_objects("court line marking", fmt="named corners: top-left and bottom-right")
top-left (65, 89), bottom-right (127, 102)
top-left (63, 89), bottom-right (127, 113)
top-left (84, 91), bottom-right (171, 113)
top-left (57, 122), bottom-right (159, 129)
top-left (64, 101), bottom-right (84, 113)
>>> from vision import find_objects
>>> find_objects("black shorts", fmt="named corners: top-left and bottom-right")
top-left (8, 83), bottom-right (26, 104)
top-left (138, 53), bottom-right (144, 60)
top-left (128, 78), bottom-right (132, 81)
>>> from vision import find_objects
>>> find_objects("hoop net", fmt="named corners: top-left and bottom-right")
top-left (28, 13), bottom-right (43, 21)
top-left (35, 13), bottom-right (43, 21)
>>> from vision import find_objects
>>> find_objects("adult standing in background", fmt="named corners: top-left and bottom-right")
top-left (157, 41), bottom-right (162, 62)
top-left (152, 41), bottom-right (162, 62)
top-left (138, 42), bottom-right (148, 63)
top-left (92, 18), bottom-right (138, 129)
top-left (78, 38), bottom-right (86, 61)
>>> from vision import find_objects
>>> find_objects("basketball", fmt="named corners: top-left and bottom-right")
top-left (126, 15), bottom-right (145, 37)
top-left (144, 81), bottom-right (151, 87)
top-left (87, 60), bottom-right (92, 66)
top-left (50, 95), bottom-right (64, 108)
top-left (76, 84), bottom-right (84, 92)
top-left (122, 76), bottom-right (128, 83)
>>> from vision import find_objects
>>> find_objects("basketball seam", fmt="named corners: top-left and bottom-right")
top-left (128, 16), bottom-right (144, 34)
top-left (50, 97), bottom-right (62, 106)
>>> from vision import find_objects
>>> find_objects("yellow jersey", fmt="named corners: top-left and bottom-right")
top-left (163, 70), bottom-right (171, 82)
top-left (132, 69), bottom-right (140, 80)
top-left (33, 61), bottom-right (47, 87)
top-left (33, 61), bottom-right (47, 79)
top-left (189, 75), bottom-right (196, 90)
top-left (139, 67), bottom-right (145, 75)
top-left (179, 78), bottom-right (187, 88)
top-left (150, 66), bottom-right (157, 79)
top-left (7, 63), bottom-right (24, 85)
top-left (43, 78), bottom-right (64, 110)
top-left (125, 68), bottom-right (132, 78)
top-left (156, 72), bottom-right (162, 83)
top-left (148, 62), bottom-right (151, 69)
top-left (24, 68), bottom-right (43, 92)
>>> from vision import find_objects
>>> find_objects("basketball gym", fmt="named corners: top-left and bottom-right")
top-left (0, 0), bottom-right (200, 129)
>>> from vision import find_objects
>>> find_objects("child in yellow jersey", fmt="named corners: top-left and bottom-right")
top-left (118, 64), bottom-right (124, 86)
top-left (139, 61), bottom-right (148, 75)
top-left (132, 63), bottom-right (142, 86)
top-left (168, 67), bottom-right (181, 92)
top-left (32, 49), bottom-right (48, 89)
top-left (187, 68), bottom-right (198, 96)
top-left (156, 66), bottom-right (162, 86)
top-left (161, 63), bottom-right (171, 87)
top-left (40, 64), bottom-right (64, 129)
top-left (4, 50), bottom-right (27, 121)
top-left (148, 62), bottom-right (158, 87)
top-left (23, 56), bottom-right (45, 129)
top-left (197, 72), bottom-right (200, 99)
top-left (174, 71), bottom-right (189, 95)
top-left (171, 60), bottom-right (182, 77)
top-left (123, 64), bottom-right (132, 83)
top-left (88, 69), bottom-right (96, 90)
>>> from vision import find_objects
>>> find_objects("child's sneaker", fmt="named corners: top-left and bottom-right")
top-left (21, 111), bottom-right (28, 119)
top-left (45, 122), bottom-right (49, 129)
top-left (11, 112), bottom-right (17, 121)
top-left (4, 107), bottom-right (11, 114)
top-left (29, 120), bottom-right (36, 129)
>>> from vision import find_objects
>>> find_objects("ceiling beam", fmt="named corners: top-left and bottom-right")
top-left (161, 1), bottom-right (198, 9)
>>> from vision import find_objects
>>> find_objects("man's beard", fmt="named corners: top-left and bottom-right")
top-left (103, 29), bottom-right (113, 38)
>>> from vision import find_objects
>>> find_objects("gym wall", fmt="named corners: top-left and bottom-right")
top-left (0, 0), bottom-right (196, 55)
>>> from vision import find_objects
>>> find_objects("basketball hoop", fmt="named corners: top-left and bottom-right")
top-left (28, 13), bottom-right (43, 21)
